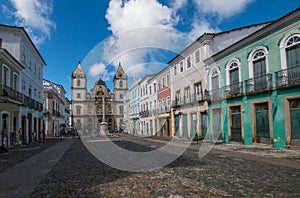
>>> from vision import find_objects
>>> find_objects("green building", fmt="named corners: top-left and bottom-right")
top-left (0, 48), bottom-right (24, 147)
top-left (205, 8), bottom-right (300, 148)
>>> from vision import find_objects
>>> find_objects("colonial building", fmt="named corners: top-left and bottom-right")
top-left (129, 78), bottom-right (142, 135)
top-left (43, 79), bottom-right (70, 137)
top-left (205, 7), bottom-right (300, 148)
top-left (0, 48), bottom-right (24, 147)
top-left (71, 61), bottom-right (128, 133)
top-left (169, 22), bottom-right (270, 140)
top-left (0, 24), bottom-right (46, 144)
top-left (139, 75), bottom-right (155, 135)
top-left (155, 66), bottom-right (172, 137)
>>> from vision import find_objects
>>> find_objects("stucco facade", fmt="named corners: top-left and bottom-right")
top-left (205, 8), bottom-right (300, 148)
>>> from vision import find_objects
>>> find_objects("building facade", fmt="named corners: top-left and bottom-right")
top-left (205, 8), bottom-right (300, 148)
top-left (71, 61), bottom-right (128, 133)
top-left (0, 25), bottom-right (46, 144)
top-left (169, 23), bottom-right (269, 140)
top-left (129, 78), bottom-right (142, 135)
top-left (43, 79), bottom-right (70, 137)
top-left (0, 48), bottom-right (23, 147)
top-left (155, 66), bottom-right (172, 137)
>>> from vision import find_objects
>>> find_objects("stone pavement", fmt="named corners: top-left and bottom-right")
top-left (29, 135), bottom-right (300, 197)
top-left (0, 138), bottom-right (60, 174)
top-left (0, 138), bottom-right (74, 198)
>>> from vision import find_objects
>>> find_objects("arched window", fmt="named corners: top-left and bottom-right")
top-left (119, 80), bottom-right (123, 88)
top-left (77, 79), bottom-right (81, 87)
top-left (226, 59), bottom-right (241, 91)
top-left (247, 47), bottom-right (271, 92)
top-left (210, 69), bottom-right (220, 99)
top-left (248, 47), bottom-right (269, 79)
top-left (285, 35), bottom-right (300, 68)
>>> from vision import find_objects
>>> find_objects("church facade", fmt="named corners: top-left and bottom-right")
top-left (71, 62), bottom-right (128, 133)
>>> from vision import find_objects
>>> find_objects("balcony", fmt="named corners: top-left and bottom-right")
top-left (52, 110), bottom-right (60, 117)
top-left (139, 110), bottom-right (149, 117)
top-left (172, 98), bottom-right (181, 108)
top-left (207, 88), bottom-right (224, 101)
top-left (245, 74), bottom-right (272, 94)
top-left (275, 65), bottom-right (300, 88)
top-left (1, 85), bottom-right (23, 104)
top-left (224, 82), bottom-right (243, 98)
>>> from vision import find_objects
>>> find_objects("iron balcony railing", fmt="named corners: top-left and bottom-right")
top-left (139, 110), bottom-right (149, 117)
top-left (172, 98), bottom-right (181, 108)
top-left (224, 82), bottom-right (243, 98)
top-left (275, 65), bottom-right (300, 88)
top-left (245, 74), bottom-right (272, 94)
top-left (208, 87), bottom-right (224, 101)
top-left (1, 85), bottom-right (23, 103)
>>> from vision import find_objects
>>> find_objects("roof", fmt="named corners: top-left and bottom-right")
top-left (0, 24), bottom-right (47, 66)
top-left (72, 61), bottom-right (86, 78)
top-left (206, 6), bottom-right (300, 62)
top-left (168, 21), bottom-right (272, 65)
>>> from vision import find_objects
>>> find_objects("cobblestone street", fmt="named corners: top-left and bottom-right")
top-left (1, 135), bottom-right (300, 197)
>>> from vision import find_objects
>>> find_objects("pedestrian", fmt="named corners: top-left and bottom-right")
top-left (19, 128), bottom-right (23, 144)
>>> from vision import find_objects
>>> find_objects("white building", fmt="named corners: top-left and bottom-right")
top-left (129, 78), bottom-right (142, 135)
top-left (0, 25), bottom-right (46, 143)
top-left (139, 75), bottom-right (155, 135)
top-left (43, 79), bottom-right (70, 137)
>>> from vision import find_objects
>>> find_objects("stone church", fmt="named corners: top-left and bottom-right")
top-left (71, 61), bottom-right (128, 133)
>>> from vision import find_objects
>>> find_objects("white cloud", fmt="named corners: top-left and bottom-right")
top-left (3, 0), bottom-right (56, 46)
top-left (89, 63), bottom-right (115, 81)
top-left (192, 0), bottom-right (254, 19)
top-left (86, 0), bottom-right (254, 80)
top-left (97, 0), bottom-right (191, 78)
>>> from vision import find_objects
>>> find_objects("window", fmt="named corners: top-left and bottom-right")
top-left (285, 35), bottom-right (300, 68)
top-left (88, 107), bottom-right (93, 114)
top-left (158, 80), bottom-right (161, 90)
top-left (180, 61), bottom-right (184, 72)
top-left (176, 91), bottom-right (181, 104)
top-left (149, 86), bottom-right (152, 94)
top-left (120, 94), bottom-right (123, 99)
top-left (166, 75), bottom-right (170, 86)
top-left (29, 53), bottom-right (32, 70)
top-left (154, 83), bottom-right (156, 92)
top-left (226, 60), bottom-right (240, 91)
top-left (187, 56), bottom-right (191, 68)
top-left (22, 45), bottom-right (26, 63)
top-left (195, 50), bottom-right (200, 63)
top-left (76, 106), bottom-right (81, 115)
top-left (252, 49), bottom-right (267, 90)
top-left (184, 87), bottom-right (190, 103)
top-left (162, 78), bottom-right (165, 88)
top-left (77, 79), bottom-right (81, 87)
top-left (119, 106), bottom-right (124, 114)
top-left (34, 89), bottom-right (37, 99)
top-left (174, 66), bottom-right (177, 76)
top-left (194, 82), bottom-right (202, 101)
top-left (119, 80), bottom-right (123, 88)
top-left (210, 69), bottom-right (220, 99)
top-left (2, 65), bottom-right (10, 86)
top-left (28, 86), bottom-right (32, 97)
top-left (77, 93), bottom-right (81, 99)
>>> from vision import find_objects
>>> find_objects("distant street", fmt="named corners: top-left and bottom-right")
top-left (0, 135), bottom-right (300, 197)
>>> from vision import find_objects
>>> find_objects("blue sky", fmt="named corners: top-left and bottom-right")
top-left (1, 0), bottom-right (299, 99)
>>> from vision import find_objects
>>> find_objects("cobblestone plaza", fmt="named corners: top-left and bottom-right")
top-left (0, 135), bottom-right (299, 197)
